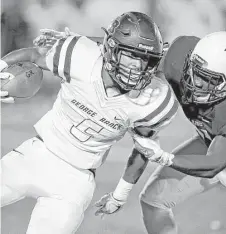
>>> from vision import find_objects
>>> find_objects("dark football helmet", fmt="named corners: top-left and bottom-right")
top-left (102, 12), bottom-right (164, 91)
top-left (181, 31), bottom-right (226, 105)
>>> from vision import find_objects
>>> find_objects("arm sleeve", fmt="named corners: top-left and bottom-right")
top-left (171, 134), bottom-right (226, 177)
top-left (45, 35), bottom-right (101, 83)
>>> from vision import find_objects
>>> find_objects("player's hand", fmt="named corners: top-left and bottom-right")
top-left (0, 72), bottom-right (15, 103)
top-left (33, 27), bottom-right (76, 47)
top-left (133, 136), bottom-right (174, 166)
top-left (40, 27), bottom-right (75, 38)
top-left (33, 34), bottom-right (58, 48)
top-left (94, 193), bottom-right (126, 218)
top-left (216, 168), bottom-right (226, 187)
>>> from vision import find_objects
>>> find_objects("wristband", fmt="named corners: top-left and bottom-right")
top-left (113, 178), bottom-right (134, 201)
top-left (159, 152), bottom-right (175, 166)
top-left (0, 59), bottom-right (8, 72)
top-left (168, 153), bottom-right (175, 166)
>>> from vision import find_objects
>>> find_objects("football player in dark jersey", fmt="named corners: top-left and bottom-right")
top-left (139, 31), bottom-right (226, 234)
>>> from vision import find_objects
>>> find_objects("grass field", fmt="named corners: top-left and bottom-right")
top-left (1, 73), bottom-right (226, 234)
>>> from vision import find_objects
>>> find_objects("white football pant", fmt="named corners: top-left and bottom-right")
top-left (1, 137), bottom-right (96, 234)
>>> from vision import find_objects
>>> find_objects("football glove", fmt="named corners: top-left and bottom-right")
top-left (33, 27), bottom-right (77, 48)
top-left (216, 168), bottom-right (226, 187)
top-left (0, 60), bottom-right (14, 103)
top-left (94, 192), bottom-right (126, 218)
top-left (40, 27), bottom-right (73, 38)
top-left (133, 135), bottom-right (174, 166)
top-left (0, 73), bottom-right (15, 103)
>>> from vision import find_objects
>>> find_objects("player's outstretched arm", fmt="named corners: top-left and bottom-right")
top-left (170, 134), bottom-right (226, 178)
top-left (34, 27), bottom-right (103, 48)
top-left (132, 132), bottom-right (226, 179)
top-left (94, 148), bottom-right (148, 218)
top-left (130, 121), bottom-right (226, 179)
top-left (94, 127), bottom-right (170, 218)
top-left (122, 148), bottom-right (149, 184)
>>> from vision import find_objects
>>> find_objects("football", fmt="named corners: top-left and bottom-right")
top-left (1, 62), bottom-right (43, 99)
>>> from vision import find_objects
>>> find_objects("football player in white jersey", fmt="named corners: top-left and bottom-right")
top-left (0, 12), bottom-right (178, 233)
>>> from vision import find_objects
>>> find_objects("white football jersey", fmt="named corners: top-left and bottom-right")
top-left (34, 36), bottom-right (178, 169)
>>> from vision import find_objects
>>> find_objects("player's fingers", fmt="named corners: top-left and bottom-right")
top-left (44, 43), bottom-right (55, 48)
top-left (45, 39), bottom-right (57, 44)
top-left (0, 72), bottom-right (10, 80)
top-left (65, 27), bottom-right (72, 36)
top-left (95, 209), bottom-right (106, 220)
top-left (99, 205), bottom-right (110, 214)
top-left (64, 27), bottom-right (80, 37)
top-left (100, 213), bottom-right (105, 219)
top-left (0, 72), bottom-right (14, 80)
top-left (33, 35), bottom-right (46, 46)
top-left (38, 38), bottom-right (55, 44)
top-left (0, 91), bottom-right (9, 97)
top-left (216, 169), bottom-right (226, 187)
top-left (95, 207), bottom-right (107, 217)
top-left (40, 29), bottom-right (64, 39)
top-left (0, 97), bottom-right (15, 103)
top-left (34, 41), bottom-right (44, 47)
top-left (34, 38), bottom-right (56, 48)
top-left (51, 34), bottom-right (63, 39)
top-left (95, 207), bottom-right (103, 216)
top-left (94, 199), bottom-right (106, 207)
top-left (35, 34), bottom-right (46, 40)
top-left (44, 42), bottom-right (56, 48)
top-left (35, 36), bottom-right (52, 43)
top-left (40, 28), bottom-right (56, 35)
top-left (95, 195), bottom-right (110, 207)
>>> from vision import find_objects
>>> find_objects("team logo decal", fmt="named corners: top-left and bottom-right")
top-left (138, 43), bottom-right (154, 51)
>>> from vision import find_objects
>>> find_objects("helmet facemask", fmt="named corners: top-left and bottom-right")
top-left (181, 53), bottom-right (226, 105)
top-left (103, 33), bottom-right (162, 91)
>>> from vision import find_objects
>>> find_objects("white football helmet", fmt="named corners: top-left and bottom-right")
top-left (181, 31), bottom-right (226, 104)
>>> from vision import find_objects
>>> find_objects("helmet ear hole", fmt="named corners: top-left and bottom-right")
top-left (105, 62), bottom-right (113, 71)
top-left (163, 42), bottom-right (169, 52)
top-left (108, 38), bottom-right (116, 48)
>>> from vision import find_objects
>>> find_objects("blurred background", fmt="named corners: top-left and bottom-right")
top-left (1, 1), bottom-right (226, 234)
top-left (1, 0), bottom-right (226, 56)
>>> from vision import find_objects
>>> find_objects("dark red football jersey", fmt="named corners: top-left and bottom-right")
top-left (162, 36), bottom-right (226, 146)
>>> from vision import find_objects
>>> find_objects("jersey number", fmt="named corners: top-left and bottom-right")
top-left (70, 119), bottom-right (104, 142)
